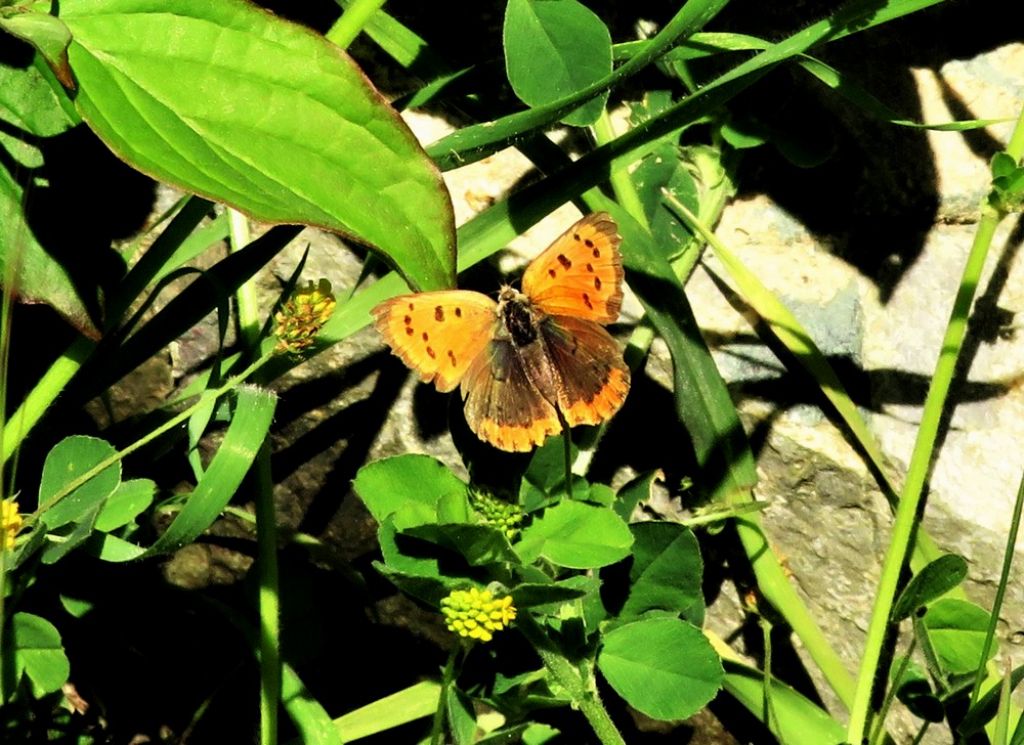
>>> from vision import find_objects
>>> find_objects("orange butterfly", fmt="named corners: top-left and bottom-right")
top-left (372, 212), bottom-right (630, 452)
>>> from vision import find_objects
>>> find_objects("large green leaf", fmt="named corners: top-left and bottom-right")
top-left (94, 477), bottom-right (155, 531)
top-left (619, 523), bottom-right (703, 620)
top-left (892, 554), bottom-right (968, 621)
top-left (503, 0), bottom-right (611, 126)
top-left (39, 0), bottom-right (454, 291)
top-left (923, 599), bottom-right (996, 676)
top-left (597, 617), bottom-right (722, 721)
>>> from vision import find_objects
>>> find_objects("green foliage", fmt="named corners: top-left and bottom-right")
top-left (503, 0), bottom-right (611, 126)
top-left (354, 453), bottom-right (723, 733)
top-left (1, 0), bottom-right (1020, 741)
top-left (1, 613), bottom-right (70, 700)
top-left (597, 617), bottom-right (721, 720)
top-left (922, 599), bottom-right (997, 676)
top-left (892, 553), bottom-right (969, 621)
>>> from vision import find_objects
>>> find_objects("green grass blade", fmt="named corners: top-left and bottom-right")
top-left (577, 194), bottom-right (856, 707)
top-left (663, 193), bottom-right (895, 491)
top-left (332, 681), bottom-right (441, 742)
top-left (426, 0), bottom-right (730, 169)
top-left (967, 468), bottom-right (1024, 707)
top-left (101, 385), bottom-right (277, 561)
top-left (281, 661), bottom-right (345, 745)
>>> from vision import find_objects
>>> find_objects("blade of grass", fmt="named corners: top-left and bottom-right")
top-left (425, 0), bottom-right (730, 169)
top-left (426, 0), bottom-right (946, 171)
top-left (583, 196), bottom-right (857, 707)
top-left (662, 190), bottom-right (953, 573)
top-left (662, 192), bottom-right (894, 492)
top-left (707, 630), bottom-right (847, 744)
top-left (331, 681), bottom-right (441, 742)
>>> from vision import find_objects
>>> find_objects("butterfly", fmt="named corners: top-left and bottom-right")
top-left (372, 212), bottom-right (630, 452)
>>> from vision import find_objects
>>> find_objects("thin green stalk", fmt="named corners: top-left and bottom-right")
top-left (590, 104), bottom-right (856, 707)
top-left (208, 202), bottom-right (277, 745)
top-left (760, 615), bottom-right (775, 730)
top-left (24, 353), bottom-right (272, 529)
top-left (255, 438), bottom-right (280, 745)
top-left (909, 721), bottom-right (930, 745)
top-left (847, 106), bottom-right (1024, 745)
top-left (994, 660), bottom-right (1012, 745)
top-left (968, 468), bottom-right (1024, 708)
top-left (516, 613), bottom-right (626, 745)
top-left (869, 637), bottom-right (916, 745)
top-left (327, 0), bottom-right (387, 49)
top-left (556, 413), bottom-right (573, 500)
top-left (592, 111), bottom-right (649, 231)
top-left (228, 209), bottom-right (260, 348)
top-left (0, 536), bottom-right (6, 691)
top-left (568, 113), bottom-right (651, 477)
top-left (430, 647), bottom-right (459, 745)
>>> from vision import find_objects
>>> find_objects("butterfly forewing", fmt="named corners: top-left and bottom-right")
top-left (541, 315), bottom-right (630, 427)
top-left (521, 212), bottom-right (624, 324)
top-left (372, 291), bottom-right (497, 393)
top-left (461, 339), bottom-right (562, 452)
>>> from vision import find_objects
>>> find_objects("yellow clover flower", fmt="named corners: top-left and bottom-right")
top-left (441, 587), bottom-right (517, 643)
top-left (274, 278), bottom-right (337, 354)
top-left (469, 490), bottom-right (525, 540)
top-left (2, 499), bottom-right (22, 551)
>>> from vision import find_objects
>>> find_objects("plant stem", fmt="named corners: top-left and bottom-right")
top-left (255, 438), bottom-right (280, 745)
top-left (25, 354), bottom-right (272, 528)
top-left (517, 613), bottom-right (626, 745)
top-left (846, 104), bottom-right (1024, 745)
top-left (430, 647), bottom-right (459, 745)
top-left (327, 0), bottom-right (387, 49)
top-left (592, 111), bottom-right (648, 231)
top-left (869, 637), bottom-right (916, 745)
top-left (969, 468), bottom-right (1024, 708)
top-left (228, 209), bottom-right (260, 348)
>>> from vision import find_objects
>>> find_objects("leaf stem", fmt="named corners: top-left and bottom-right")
top-left (517, 613), bottom-right (626, 745)
top-left (968, 467), bottom-right (1024, 708)
top-left (592, 110), bottom-right (648, 231)
top-left (327, 0), bottom-right (387, 49)
top-left (430, 646), bottom-right (459, 745)
top-left (0, 336), bottom-right (95, 467)
top-left (24, 354), bottom-right (272, 528)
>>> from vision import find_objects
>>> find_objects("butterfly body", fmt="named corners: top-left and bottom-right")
top-left (373, 213), bottom-right (630, 452)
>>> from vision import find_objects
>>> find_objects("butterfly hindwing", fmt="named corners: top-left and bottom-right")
top-left (521, 212), bottom-right (624, 323)
top-left (372, 290), bottom-right (497, 393)
top-left (541, 315), bottom-right (630, 427)
top-left (461, 339), bottom-right (562, 452)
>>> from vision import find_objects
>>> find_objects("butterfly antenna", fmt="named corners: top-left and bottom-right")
top-left (554, 408), bottom-right (573, 500)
